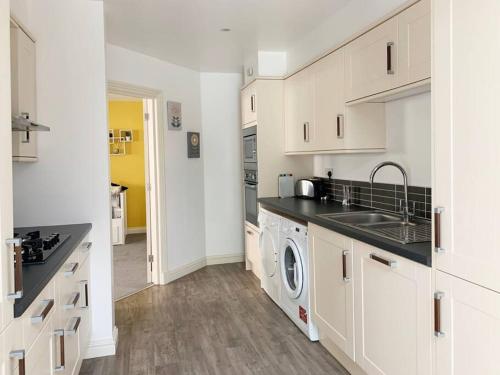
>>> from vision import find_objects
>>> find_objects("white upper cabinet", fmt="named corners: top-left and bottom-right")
top-left (284, 68), bottom-right (314, 153)
top-left (433, 0), bottom-right (500, 292)
top-left (10, 22), bottom-right (38, 162)
top-left (345, 0), bottom-right (430, 102)
top-left (345, 17), bottom-right (400, 102)
top-left (398, 0), bottom-right (431, 84)
top-left (308, 224), bottom-right (355, 361)
top-left (434, 271), bottom-right (500, 375)
top-left (354, 240), bottom-right (432, 375)
top-left (241, 82), bottom-right (257, 126)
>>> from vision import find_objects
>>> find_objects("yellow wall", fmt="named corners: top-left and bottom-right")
top-left (108, 100), bottom-right (146, 229)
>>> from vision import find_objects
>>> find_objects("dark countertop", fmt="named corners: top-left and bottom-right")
top-left (259, 197), bottom-right (432, 267)
top-left (14, 223), bottom-right (92, 317)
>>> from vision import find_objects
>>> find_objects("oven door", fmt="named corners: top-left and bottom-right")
top-left (244, 182), bottom-right (258, 226)
top-left (243, 135), bottom-right (257, 163)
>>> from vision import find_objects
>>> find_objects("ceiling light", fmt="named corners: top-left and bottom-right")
top-left (220, 28), bottom-right (231, 32)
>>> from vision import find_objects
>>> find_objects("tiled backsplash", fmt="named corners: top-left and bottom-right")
top-left (322, 178), bottom-right (432, 220)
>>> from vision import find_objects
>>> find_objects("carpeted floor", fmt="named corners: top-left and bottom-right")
top-left (113, 233), bottom-right (150, 300)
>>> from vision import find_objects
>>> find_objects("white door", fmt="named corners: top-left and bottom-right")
top-left (312, 49), bottom-right (345, 152)
top-left (260, 226), bottom-right (278, 278)
top-left (345, 17), bottom-right (400, 101)
top-left (143, 98), bottom-right (154, 284)
top-left (433, 0), bottom-right (500, 292)
top-left (354, 240), bottom-right (432, 375)
top-left (284, 68), bottom-right (314, 152)
top-left (0, 3), bottom-right (15, 333)
top-left (434, 270), bottom-right (500, 375)
top-left (241, 83), bottom-right (257, 126)
top-left (398, 0), bottom-right (431, 84)
top-left (280, 239), bottom-right (303, 299)
top-left (308, 224), bottom-right (354, 360)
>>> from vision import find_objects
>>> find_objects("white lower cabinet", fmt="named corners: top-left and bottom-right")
top-left (353, 240), bottom-right (432, 375)
top-left (308, 224), bottom-right (355, 360)
top-left (434, 270), bottom-right (500, 375)
top-left (245, 223), bottom-right (261, 279)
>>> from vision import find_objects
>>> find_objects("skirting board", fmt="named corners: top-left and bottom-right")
top-left (127, 226), bottom-right (147, 234)
top-left (84, 326), bottom-right (119, 359)
top-left (162, 253), bottom-right (245, 284)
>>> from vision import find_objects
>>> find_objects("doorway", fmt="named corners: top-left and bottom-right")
top-left (107, 81), bottom-right (165, 300)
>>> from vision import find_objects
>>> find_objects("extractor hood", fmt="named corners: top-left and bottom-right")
top-left (11, 115), bottom-right (50, 132)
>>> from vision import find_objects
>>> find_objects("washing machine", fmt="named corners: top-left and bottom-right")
top-left (257, 208), bottom-right (282, 307)
top-left (279, 218), bottom-right (319, 341)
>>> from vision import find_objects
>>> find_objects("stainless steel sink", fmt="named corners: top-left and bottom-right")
top-left (317, 211), bottom-right (431, 244)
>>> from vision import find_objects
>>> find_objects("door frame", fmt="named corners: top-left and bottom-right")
top-left (107, 80), bottom-right (166, 285)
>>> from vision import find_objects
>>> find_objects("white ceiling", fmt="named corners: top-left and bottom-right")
top-left (104, 0), bottom-right (350, 72)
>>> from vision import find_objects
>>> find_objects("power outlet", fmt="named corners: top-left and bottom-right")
top-left (324, 168), bottom-right (333, 179)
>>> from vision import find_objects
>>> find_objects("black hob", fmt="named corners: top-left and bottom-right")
top-left (14, 230), bottom-right (71, 265)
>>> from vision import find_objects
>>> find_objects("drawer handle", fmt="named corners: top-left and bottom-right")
top-left (81, 242), bottom-right (92, 252)
top-left (66, 317), bottom-right (81, 336)
top-left (31, 299), bottom-right (55, 324)
top-left (64, 262), bottom-right (79, 277)
top-left (80, 280), bottom-right (89, 308)
top-left (6, 238), bottom-right (23, 300)
top-left (54, 329), bottom-right (65, 372)
top-left (64, 292), bottom-right (80, 310)
top-left (342, 250), bottom-right (350, 282)
top-left (9, 350), bottom-right (25, 375)
top-left (386, 41), bottom-right (394, 74)
top-left (434, 207), bottom-right (444, 253)
top-left (434, 291), bottom-right (445, 337)
top-left (369, 253), bottom-right (397, 268)
top-left (246, 230), bottom-right (253, 236)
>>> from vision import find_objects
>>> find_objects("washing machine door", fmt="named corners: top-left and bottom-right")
top-left (281, 238), bottom-right (303, 299)
top-left (260, 226), bottom-right (278, 278)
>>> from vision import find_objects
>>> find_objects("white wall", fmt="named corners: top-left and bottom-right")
top-left (10, 0), bottom-right (114, 357)
top-left (200, 73), bottom-right (243, 259)
top-left (286, 0), bottom-right (408, 73)
top-left (106, 44), bottom-right (206, 273)
top-left (314, 93), bottom-right (431, 186)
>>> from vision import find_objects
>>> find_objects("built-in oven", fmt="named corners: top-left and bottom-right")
top-left (243, 126), bottom-right (257, 164)
top-left (244, 168), bottom-right (258, 226)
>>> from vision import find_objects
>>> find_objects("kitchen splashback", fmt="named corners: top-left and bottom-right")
top-left (322, 178), bottom-right (432, 220)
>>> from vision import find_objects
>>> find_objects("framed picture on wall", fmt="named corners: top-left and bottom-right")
top-left (167, 101), bottom-right (182, 130)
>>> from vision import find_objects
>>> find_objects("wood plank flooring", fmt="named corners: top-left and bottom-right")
top-left (80, 263), bottom-right (349, 375)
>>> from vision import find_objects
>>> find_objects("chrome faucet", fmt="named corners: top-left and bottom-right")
top-left (369, 161), bottom-right (411, 224)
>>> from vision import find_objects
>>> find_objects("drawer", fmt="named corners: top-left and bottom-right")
top-left (77, 234), bottom-right (92, 265)
top-left (22, 279), bottom-right (56, 352)
top-left (3, 318), bottom-right (24, 375)
top-left (25, 314), bottom-right (54, 375)
top-left (77, 258), bottom-right (91, 356)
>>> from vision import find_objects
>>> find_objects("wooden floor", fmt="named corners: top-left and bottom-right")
top-left (80, 263), bottom-right (349, 375)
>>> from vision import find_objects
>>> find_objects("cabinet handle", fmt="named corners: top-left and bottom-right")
top-left (342, 250), bottom-right (350, 282)
top-left (6, 238), bottom-right (23, 300)
top-left (246, 230), bottom-right (253, 235)
top-left (434, 292), bottom-right (445, 337)
top-left (386, 42), bottom-right (394, 75)
top-left (10, 350), bottom-right (25, 375)
top-left (250, 94), bottom-right (256, 112)
top-left (369, 253), bottom-right (397, 268)
top-left (434, 207), bottom-right (444, 253)
top-left (81, 242), bottom-right (92, 253)
top-left (54, 329), bottom-right (65, 372)
top-left (66, 316), bottom-right (81, 336)
top-left (304, 122), bottom-right (310, 142)
top-left (31, 299), bottom-right (55, 324)
top-left (336, 115), bottom-right (344, 139)
top-left (64, 292), bottom-right (80, 310)
top-left (64, 262), bottom-right (79, 277)
top-left (80, 280), bottom-right (89, 308)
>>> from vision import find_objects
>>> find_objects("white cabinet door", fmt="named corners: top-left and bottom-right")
top-left (10, 23), bottom-right (38, 161)
top-left (241, 83), bottom-right (257, 126)
top-left (345, 17), bottom-right (400, 102)
top-left (245, 224), bottom-right (261, 279)
top-left (284, 68), bottom-right (314, 152)
top-left (25, 314), bottom-right (53, 375)
top-left (434, 271), bottom-right (500, 375)
top-left (433, 0), bottom-right (500, 292)
top-left (308, 224), bottom-right (354, 360)
top-left (354, 241), bottom-right (432, 375)
top-left (0, 6), bottom-right (15, 334)
top-left (312, 49), bottom-right (345, 152)
top-left (398, 0), bottom-right (431, 84)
